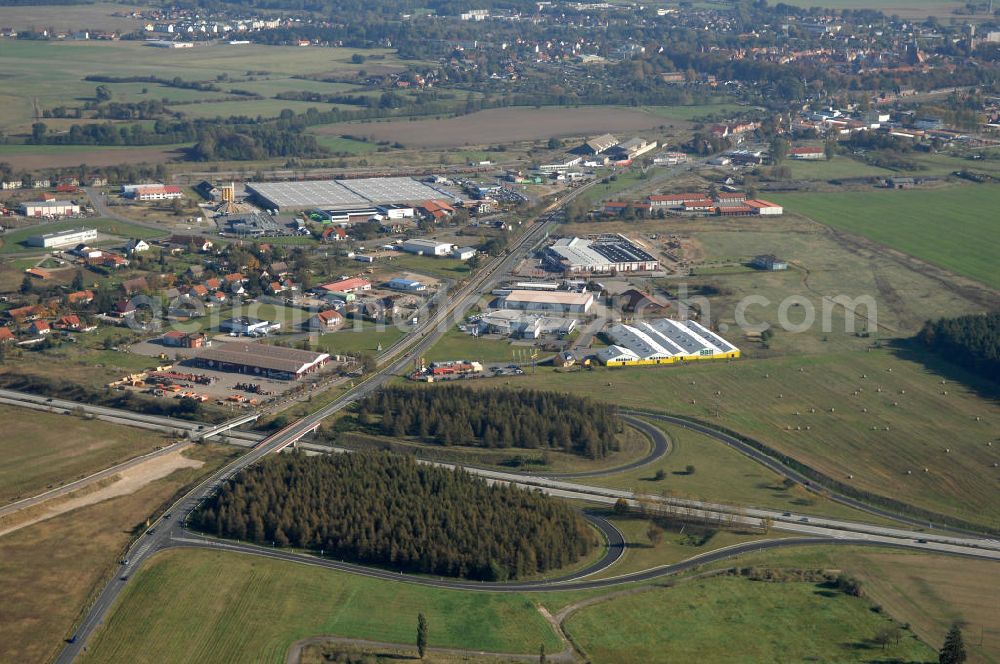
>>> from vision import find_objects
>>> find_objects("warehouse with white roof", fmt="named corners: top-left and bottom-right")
top-left (596, 318), bottom-right (739, 366)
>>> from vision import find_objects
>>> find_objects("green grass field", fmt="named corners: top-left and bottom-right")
top-left (770, 185), bottom-right (1000, 288)
top-left (588, 422), bottom-right (893, 523)
top-left (785, 156), bottom-right (895, 181)
top-left (381, 254), bottom-right (470, 280)
top-left (0, 405), bottom-right (170, 503)
top-left (641, 102), bottom-right (745, 121)
top-left (422, 328), bottom-right (520, 364)
top-left (565, 575), bottom-right (934, 663)
top-left (314, 323), bottom-right (409, 355)
top-left (80, 548), bottom-right (563, 664)
top-left (469, 348), bottom-right (1000, 529)
top-left (311, 134), bottom-right (379, 154)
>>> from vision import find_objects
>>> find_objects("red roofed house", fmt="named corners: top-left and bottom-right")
top-left (0, 327), bottom-right (15, 343)
top-left (189, 284), bottom-right (209, 298)
top-left (204, 277), bottom-right (222, 290)
top-left (67, 289), bottom-right (95, 305)
top-left (306, 309), bottom-right (345, 332)
top-left (28, 320), bottom-right (50, 336)
top-left (320, 277), bottom-right (371, 294)
top-left (419, 199), bottom-right (455, 221)
top-left (6, 305), bottom-right (42, 322)
top-left (789, 146), bottom-right (826, 160)
top-left (25, 267), bottom-right (52, 280)
top-left (53, 315), bottom-right (82, 331)
top-left (321, 226), bottom-right (347, 243)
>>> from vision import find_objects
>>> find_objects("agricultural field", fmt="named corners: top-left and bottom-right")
top-left (79, 548), bottom-right (565, 664)
top-left (770, 184), bottom-right (1000, 289)
top-left (0, 444), bottom-right (237, 664)
top-left (0, 405), bottom-right (171, 504)
top-left (565, 575), bottom-right (935, 664)
top-left (310, 105), bottom-right (675, 149)
top-left (0, 40), bottom-right (407, 134)
top-left (785, 155), bottom-right (895, 181)
top-left (0, 144), bottom-right (190, 170)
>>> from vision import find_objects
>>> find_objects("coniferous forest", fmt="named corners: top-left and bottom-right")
top-left (354, 386), bottom-right (622, 459)
top-left (192, 451), bottom-right (595, 581)
top-left (917, 312), bottom-right (1000, 382)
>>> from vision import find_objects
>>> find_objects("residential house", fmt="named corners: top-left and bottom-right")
top-left (0, 327), bottom-right (14, 343)
top-left (53, 315), bottom-right (83, 331)
top-left (121, 276), bottom-right (149, 295)
top-left (306, 309), bottom-right (344, 332)
top-left (124, 238), bottom-right (151, 254)
top-left (67, 290), bottom-right (95, 305)
top-left (28, 320), bottom-right (50, 336)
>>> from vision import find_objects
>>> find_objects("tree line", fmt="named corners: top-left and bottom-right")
top-left (917, 312), bottom-right (1000, 383)
top-left (354, 385), bottom-right (622, 459)
top-left (192, 451), bottom-right (595, 581)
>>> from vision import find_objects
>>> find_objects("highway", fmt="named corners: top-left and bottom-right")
top-left (51, 179), bottom-right (1000, 661)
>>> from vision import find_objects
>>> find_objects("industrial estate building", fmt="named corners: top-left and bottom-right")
top-left (478, 310), bottom-right (578, 339)
top-left (400, 238), bottom-right (453, 256)
top-left (121, 184), bottom-right (184, 201)
top-left (501, 289), bottom-right (594, 313)
top-left (20, 201), bottom-right (81, 218)
top-left (245, 177), bottom-right (453, 212)
top-left (26, 227), bottom-right (97, 248)
top-left (596, 319), bottom-right (740, 366)
top-left (544, 235), bottom-right (660, 274)
top-left (192, 342), bottom-right (329, 380)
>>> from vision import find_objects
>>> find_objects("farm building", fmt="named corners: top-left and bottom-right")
top-left (606, 137), bottom-right (658, 160)
top-left (596, 319), bottom-right (740, 366)
top-left (20, 201), bottom-right (81, 218)
top-left (544, 235), bottom-right (659, 274)
top-left (751, 254), bottom-right (788, 271)
top-left (744, 199), bottom-right (783, 215)
top-left (789, 146), bottom-right (826, 160)
top-left (191, 342), bottom-right (329, 380)
top-left (501, 289), bottom-right (594, 314)
top-left (246, 177), bottom-right (453, 212)
top-left (648, 193), bottom-right (707, 208)
top-left (401, 238), bottom-right (453, 256)
top-left (26, 227), bottom-right (96, 248)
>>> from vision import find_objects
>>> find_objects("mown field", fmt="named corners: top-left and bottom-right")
top-left (770, 184), bottom-right (1000, 289)
top-left (565, 575), bottom-right (934, 664)
top-left (0, 405), bottom-right (170, 504)
top-left (79, 548), bottom-right (564, 664)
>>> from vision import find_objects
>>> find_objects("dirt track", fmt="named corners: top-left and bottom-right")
top-left (0, 449), bottom-right (202, 538)
top-left (313, 106), bottom-right (675, 149)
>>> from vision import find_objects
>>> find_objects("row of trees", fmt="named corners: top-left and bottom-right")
top-left (916, 312), bottom-right (999, 382)
top-left (192, 451), bottom-right (595, 580)
top-left (354, 386), bottom-right (623, 459)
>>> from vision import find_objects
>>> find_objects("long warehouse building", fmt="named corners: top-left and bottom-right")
top-left (545, 235), bottom-right (660, 274)
top-left (246, 177), bottom-right (454, 212)
top-left (597, 318), bottom-right (740, 366)
top-left (191, 342), bottom-right (329, 380)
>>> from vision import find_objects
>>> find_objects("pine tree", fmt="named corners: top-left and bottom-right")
top-left (417, 613), bottom-right (428, 659)
top-left (939, 623), bottom-right (967, 664)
